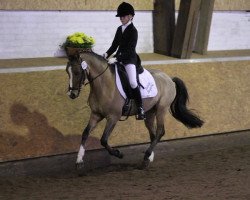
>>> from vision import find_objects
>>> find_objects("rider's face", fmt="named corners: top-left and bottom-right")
top-left (120, 15), bottom-right (132, 25)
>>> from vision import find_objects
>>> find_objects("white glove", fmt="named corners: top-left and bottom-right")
top-left (108, 57), bottom-right (117, 64)
top-left (103, 53), bottom-right (108, 59)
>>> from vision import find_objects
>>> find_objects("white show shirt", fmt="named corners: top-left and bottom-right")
top-left (122, 21), bottom-right (132, 33)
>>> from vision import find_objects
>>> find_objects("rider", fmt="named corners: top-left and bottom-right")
top-left (103, 2), bottom-right (145, 120)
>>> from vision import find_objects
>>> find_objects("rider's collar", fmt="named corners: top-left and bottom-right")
top-left (122, 21), bottom-right (132, 33)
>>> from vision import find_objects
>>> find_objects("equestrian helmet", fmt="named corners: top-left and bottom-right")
top-left (116, 2), bottom-right (135, 17)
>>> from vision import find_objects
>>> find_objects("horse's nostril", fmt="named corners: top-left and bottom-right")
top-left (70, 93), bottom-right (76, 99)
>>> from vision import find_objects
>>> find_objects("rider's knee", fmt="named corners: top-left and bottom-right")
top-left (130, 82), bottom-right (138, 89)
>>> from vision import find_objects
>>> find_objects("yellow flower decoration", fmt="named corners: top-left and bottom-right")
top-left (63, 32), bottom-right (95, 49)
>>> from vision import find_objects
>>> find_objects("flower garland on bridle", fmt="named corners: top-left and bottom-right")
top-left (62, 32), bottom-right (109, 86)
top-left (62, 32), bottom-right (95, 49)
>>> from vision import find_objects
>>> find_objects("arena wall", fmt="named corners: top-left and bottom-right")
top-left (0, 60), bottom-right (249, 162)
top-left (0, 1), bottom-right (250, 59)
top-left (1, 0), bottom-right (249, 11)
top-left (0, 0), bottom-right (154, 11)
top-left (0, 10), bottom-right (153, 58)
top-left (0, 0), bottom-right (250, 162)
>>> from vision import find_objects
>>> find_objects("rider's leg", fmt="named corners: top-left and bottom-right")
top-left (124, 64), bottom-right (137, 89)
top-left (125, 64), bottom-right (145, 120)
top-left (132, 86), bottom-right (145, 120)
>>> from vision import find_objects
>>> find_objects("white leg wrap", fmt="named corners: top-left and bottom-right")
top-left (149, 151), bottom-right (154, 162)
top-left (76, 145), bottom-right (85, 163)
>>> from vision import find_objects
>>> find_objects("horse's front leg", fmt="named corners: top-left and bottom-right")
top-left (76, 113), bottom-right (103, 173)
top-left (100, 117), bottom-right (123, 159)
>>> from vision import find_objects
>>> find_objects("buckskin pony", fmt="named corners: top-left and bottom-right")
top-left (66, 50), bottom-right (204, 173)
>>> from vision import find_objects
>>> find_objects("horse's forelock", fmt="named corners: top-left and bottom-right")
top-left (68, 54), bottom-right (79, 62)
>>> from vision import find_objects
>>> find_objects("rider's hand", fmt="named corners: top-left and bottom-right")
top-left (108, 57), bottom-right (117, 64)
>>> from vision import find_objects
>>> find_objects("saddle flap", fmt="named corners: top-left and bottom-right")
top-left (115, 64), bottom-right (158, 100)
top-left (116, 63), bottom-right (133, 99)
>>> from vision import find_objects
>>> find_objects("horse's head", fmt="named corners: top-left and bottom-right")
top-left (66, 54), bottom-right (87, 99)
top-left (66, 50), bottom-right (111, 99)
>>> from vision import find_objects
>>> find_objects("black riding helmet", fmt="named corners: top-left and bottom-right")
top-left (116, 2), bottom-right (135, 17)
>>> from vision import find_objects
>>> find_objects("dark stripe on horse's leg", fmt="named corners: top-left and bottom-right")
top-left (139, 124), bottom-right (165, 170)
top-left (144, 110), bottom-right (156, 142)
top-left (80, 113), bottom-right (103, 147)
top-left (101, 119), bottom-right (123, 159)
top-left (144, 124), bottom-right (165, 160)
top-left (140, 108), bottom-right (166, 169)
top-left (76, 113), bottom-right (103, 166)
top-left (81, 124), bottom-right (91, 144)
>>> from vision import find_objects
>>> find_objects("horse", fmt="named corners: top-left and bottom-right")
top-left (66, 50), bottom-right (204, 172)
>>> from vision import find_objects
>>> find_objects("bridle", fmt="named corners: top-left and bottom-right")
top-left (83, 64), bottom-right (109, 86)
top-left (67, 58), bottom-right (109, 93)
top-left (67, 61), bottom-right (86, 93)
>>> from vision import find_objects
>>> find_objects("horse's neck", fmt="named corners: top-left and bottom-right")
top-left (87, 58), bottom-right (115, 94)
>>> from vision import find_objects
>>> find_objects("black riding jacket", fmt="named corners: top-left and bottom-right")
top-left (106, 23), bottom-right (138, 66)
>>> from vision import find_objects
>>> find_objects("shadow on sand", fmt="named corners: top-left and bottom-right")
top-left (0, 103), bottom-right (101, 162)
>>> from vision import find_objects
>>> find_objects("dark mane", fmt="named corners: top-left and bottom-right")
top-left (84, 51), bottom-right (108, 63)
top-left (76, 49), bottom-right (116, 75)
top-left (83, 51), bottom-right (115, 74)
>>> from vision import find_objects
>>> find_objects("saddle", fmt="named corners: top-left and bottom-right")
top-left (115, 62), bottom-right (144, 116)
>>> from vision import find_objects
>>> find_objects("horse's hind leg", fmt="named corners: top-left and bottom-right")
top-left (145, 109), bottom-right (156, 144)
top-left (141, 108), bottom-right (166, 169)
top-left (76, 113), bottom-right (103, 174)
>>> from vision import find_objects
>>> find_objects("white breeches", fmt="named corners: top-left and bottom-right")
top-left (124, 64), bottom-right (138, 89)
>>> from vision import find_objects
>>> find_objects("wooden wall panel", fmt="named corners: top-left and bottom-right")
top-left (0, 0), bottom-right (153, 10)
top-left (193, 0), bottom-right (215, 54)
top-left (171, 0), bottom-right (201, 58)
top-left (175, 0), bottom-right (250, 10)
top-left (153, 0), bottom-right (175, 55)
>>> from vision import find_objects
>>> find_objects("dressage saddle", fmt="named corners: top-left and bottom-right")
top-left (115, 62), bottom-right (144, 117)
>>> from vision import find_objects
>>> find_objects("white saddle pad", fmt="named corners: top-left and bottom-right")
top-left (115, 65), bottom-right (158, 99)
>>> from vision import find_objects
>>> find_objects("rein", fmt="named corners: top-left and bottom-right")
top-left (77, 49), bottom-right (110, 86)
top-left (84, 64), bottom-right (109, 86)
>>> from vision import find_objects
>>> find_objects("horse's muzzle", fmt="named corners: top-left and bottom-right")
top-left (67, 90), bottom-right (79, 99)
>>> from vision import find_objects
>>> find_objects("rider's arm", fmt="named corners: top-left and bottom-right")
top-left (106, 26), bottom-right (122, 58)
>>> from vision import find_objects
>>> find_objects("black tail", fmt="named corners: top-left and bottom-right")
top-left (170, 77), bottom-right (204, 128)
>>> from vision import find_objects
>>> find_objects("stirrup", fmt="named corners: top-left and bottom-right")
top-left (136, 107), bottom-right (146, 120)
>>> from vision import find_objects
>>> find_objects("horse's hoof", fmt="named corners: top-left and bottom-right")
top-left (138, 159), bottom-right (150, 170)
top-left (114, 149), bottom-right (124, 159)
top-left (118, 152), bottom-right (124, 159)
top-left (76, 162), bottom-right (86, 176)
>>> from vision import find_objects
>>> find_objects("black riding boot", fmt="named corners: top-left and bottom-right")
top-left (132, 86), bottom-right (146, 120)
